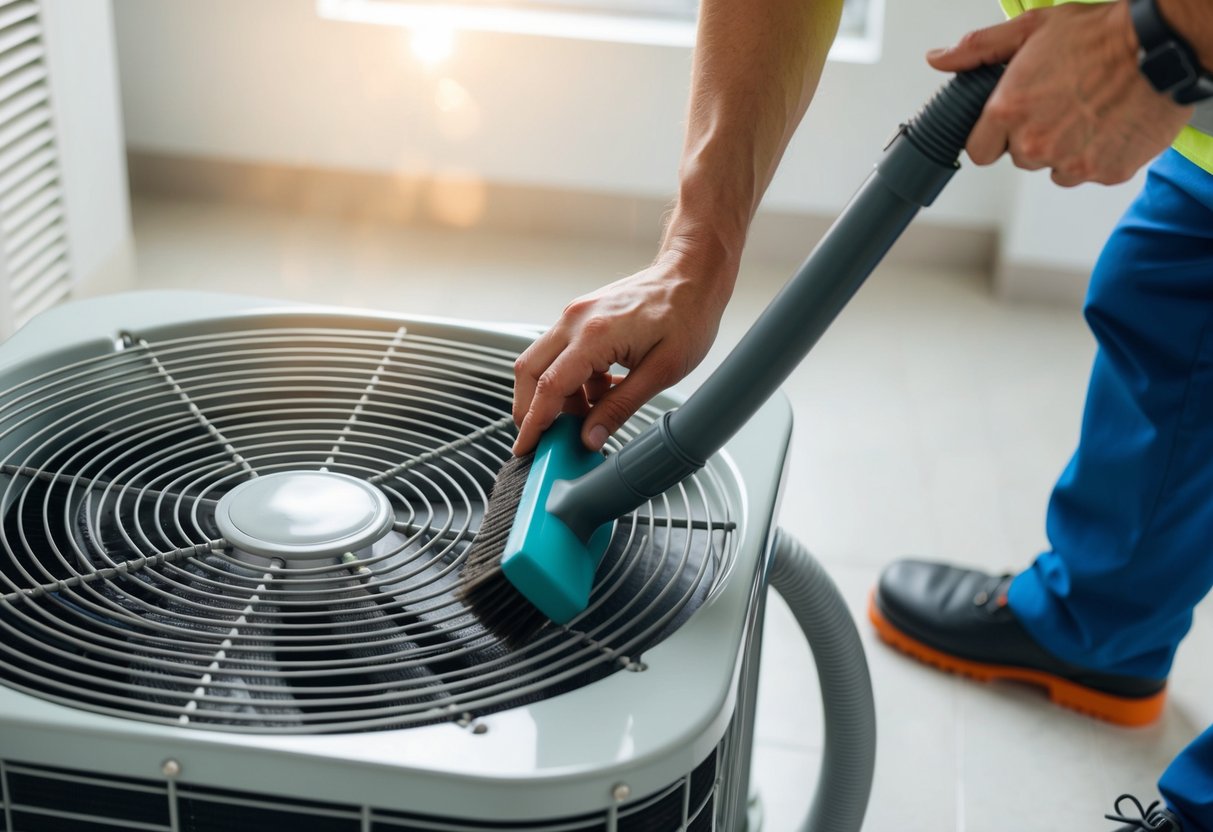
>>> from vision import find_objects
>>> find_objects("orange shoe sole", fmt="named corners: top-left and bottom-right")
top-left (868, 593), bottom-right (1165, 727)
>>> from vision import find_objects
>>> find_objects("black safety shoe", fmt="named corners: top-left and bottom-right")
top-left (869, 559), bottom-right (1167, 726)
top-left (1106, 794), bottom-right (1182, 831)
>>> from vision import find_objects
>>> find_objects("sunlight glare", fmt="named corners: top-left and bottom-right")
top-left (410, 24), bottom-right (454, 66)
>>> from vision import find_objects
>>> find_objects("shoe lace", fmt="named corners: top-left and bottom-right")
top-left (1105, 794), bottom-right (1178, 831)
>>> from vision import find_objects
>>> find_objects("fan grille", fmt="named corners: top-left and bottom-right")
top-left (0, 322), bottom-right (737, 733)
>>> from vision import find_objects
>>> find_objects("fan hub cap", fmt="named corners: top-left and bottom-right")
top-left (215, 471), bottom-right (394, 558)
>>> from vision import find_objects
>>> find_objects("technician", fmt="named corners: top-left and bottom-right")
top-left (510, 0), bottom-right (1213, 829)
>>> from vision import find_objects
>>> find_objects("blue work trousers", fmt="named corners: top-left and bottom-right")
top-left (1005, 149), bottom-right (1213, 829)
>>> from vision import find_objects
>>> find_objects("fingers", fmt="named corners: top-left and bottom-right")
top-left (966, 114), bottom-right (1009, 166)
top-left (581, 348), bottom-right (678, 452)
top-left (557, 372), bottom-right (614, 419)
top-left (513, 347), bottom-right (598, 456)
top-left (1006, 131), bottom-right (1048, 171)
top-left (511, 264), bottom-right (715, 456)
top-left (512, 332), bottom-right (567, 429)
top-left (515, 346), bottom-right (673, 455)
top-left (970, 94), bottom-right (1061, 168)
top-left (583, 371), bottom-right (623, 405)
top-left (1050, 169), bottom-right (1083, 188)
top-left (926, 12), bottom-right (1045, 168)
top-left (926, 11), bottom-right (1040, 72)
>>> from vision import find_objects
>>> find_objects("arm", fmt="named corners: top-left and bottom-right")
top-left (511, 0), bottom-right (844, 455)
top-left (1157, 0), bottom-right (1213, 71)
top-left (928, 0), bottom-right (1209, 187)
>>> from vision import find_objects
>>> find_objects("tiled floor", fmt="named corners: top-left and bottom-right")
top-left (128, 196), bottom-right (1213, 831)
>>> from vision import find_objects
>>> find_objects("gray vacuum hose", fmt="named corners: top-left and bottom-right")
top-left (544, 66), bottom-right (1005, 545)
top-left (768, 528), bottom-right (876, 832)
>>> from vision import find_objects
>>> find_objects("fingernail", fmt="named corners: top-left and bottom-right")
top-left (588, 425), bottom-right (608, 451)
top-left (927, 47), bottom-right (948, 59)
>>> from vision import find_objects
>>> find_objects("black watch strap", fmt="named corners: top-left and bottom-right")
top-left (1130, 0), bottom-right (1213, 104)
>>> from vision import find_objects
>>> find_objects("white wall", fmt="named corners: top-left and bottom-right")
top-left (1002, 167), bottom-right (1146, 273)
top-left (111, 0), bottom-right (1147, 286)
top-left (42, 0), bottom-right (132, 296)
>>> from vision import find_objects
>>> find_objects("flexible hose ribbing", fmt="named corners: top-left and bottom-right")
top-left (768, 529), bottom-right (876, 832)
top-left (904, 64), bottom-right (1005, 166)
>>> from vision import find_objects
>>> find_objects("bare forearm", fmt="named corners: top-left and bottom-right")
top-left (1156, 0), bottom-right (1213, 70)
top-left (512, 0), bottom-right (842, 452)
top-left (660, 0), bottom-right (844, 282)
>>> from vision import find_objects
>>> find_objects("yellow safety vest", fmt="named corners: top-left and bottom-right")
top-left (999, 0), bottom-right (1213, 173)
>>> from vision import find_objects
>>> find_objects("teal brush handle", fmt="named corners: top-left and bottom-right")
top-left (548, 65), bottom-right (1005, 542)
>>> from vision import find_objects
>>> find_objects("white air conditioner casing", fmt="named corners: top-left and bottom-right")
top-left (0, 291), bottom-right (793, 832)
top-left (0, 0), bottom-right (131, 340)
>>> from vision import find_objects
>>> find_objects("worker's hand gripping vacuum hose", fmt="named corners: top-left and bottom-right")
top-left (546, 65), bottom-right (1006, 543)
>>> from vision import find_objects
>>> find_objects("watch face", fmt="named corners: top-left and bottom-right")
top-left (1145, 42), bottom-right (1196, 93)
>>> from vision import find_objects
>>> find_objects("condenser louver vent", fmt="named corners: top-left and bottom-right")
top-left (0, 749), bottom-right (721, 831)
top-left (0, 0), bottom-right (70, 336)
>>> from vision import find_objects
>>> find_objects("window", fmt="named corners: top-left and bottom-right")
top-left (317, 0), bottom-right (884, 62)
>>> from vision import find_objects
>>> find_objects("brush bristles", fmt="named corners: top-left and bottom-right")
top-left (459, 453), bottom-right (552, 645)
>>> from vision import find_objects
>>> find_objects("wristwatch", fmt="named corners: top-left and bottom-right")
top-left (1129, 0), bottom-right (1213, 105)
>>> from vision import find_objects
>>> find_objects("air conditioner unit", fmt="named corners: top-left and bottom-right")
top-left (0, 291), bottom-right (872, 832)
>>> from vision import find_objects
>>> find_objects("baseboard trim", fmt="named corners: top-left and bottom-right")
top-left (994, 261), bottom-right (1089, 308)
top-left (127, 150), bottom-right (999, 274)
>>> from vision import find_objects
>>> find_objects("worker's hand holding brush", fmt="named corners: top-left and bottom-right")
top-left (510, 0), bottom-right (845, 457)
top-left (511, 244), bottom-right (734, 456)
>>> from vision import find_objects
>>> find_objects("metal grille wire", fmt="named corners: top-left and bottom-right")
top-left (0, 322), bottom-right (737, 733)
